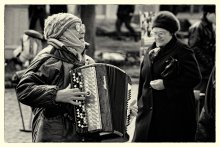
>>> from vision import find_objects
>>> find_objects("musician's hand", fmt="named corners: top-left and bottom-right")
top-left (150, 79), bottom-right (165, 90)
top-left (85, 55), bottom-right (95, 65)
top-left (55, 84), bottom-right (86, 105)
top-left (130, 99), bottom-right (138, 117)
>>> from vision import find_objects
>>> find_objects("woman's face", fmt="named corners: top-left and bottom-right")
top-left (151, 27), bottom-right (172, 47)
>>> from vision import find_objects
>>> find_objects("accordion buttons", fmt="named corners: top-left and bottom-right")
top-left (86, 90), bottom-right (91, 96)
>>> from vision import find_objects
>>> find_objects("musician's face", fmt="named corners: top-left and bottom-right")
top-left (151, 27), bottom-right (172, 47)
top-left (69, 23), bottom-right (86, 43)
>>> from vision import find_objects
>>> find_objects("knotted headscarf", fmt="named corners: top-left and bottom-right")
top-left (44, 13), bottom-right (85, 61)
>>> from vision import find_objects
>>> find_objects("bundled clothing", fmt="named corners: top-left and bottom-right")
top-left (188, 16), bottom-right (215, 92)
top-left (196, 66), bottom-right (215, 142)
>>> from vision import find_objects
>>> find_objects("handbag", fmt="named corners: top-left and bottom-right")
top-left (161, 56), bottom-right (180, 79)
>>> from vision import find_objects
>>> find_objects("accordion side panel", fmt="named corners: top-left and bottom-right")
top-left (95, 65), bottom-right (113, 132)
top-left (106, 66), bottom-right (130, 136)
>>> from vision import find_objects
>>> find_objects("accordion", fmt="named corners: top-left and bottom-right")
top-left (70, 63), bottom-right (132, 139)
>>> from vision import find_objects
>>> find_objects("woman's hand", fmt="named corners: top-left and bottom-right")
top-left (150, 79), bottom-right (165, 90)
top-left (56, 84), bottom-right (86, 105)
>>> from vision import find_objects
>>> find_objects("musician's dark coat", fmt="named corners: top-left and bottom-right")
top-left (132, 37), bottom-right (202, 142)
top-left (16, 45), bottom-right (98, 142)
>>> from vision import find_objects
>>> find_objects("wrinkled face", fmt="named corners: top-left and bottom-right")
top-left (207, 12), bottom-right (216, 24)
top-left (151, 27), bottom-right (172, 47)
top-left (69, 22), bottom-right (86, 43)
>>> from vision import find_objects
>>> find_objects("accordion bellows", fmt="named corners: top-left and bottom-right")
top-left (70, 63), bottom-right (132, 139)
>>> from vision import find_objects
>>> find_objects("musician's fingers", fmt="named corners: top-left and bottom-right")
top-left (130, 106), bottom-right (138, 112)
top-left (71, 88), bottom-right (80, 92)
top-left (66, 84), bottom-right (71, 89)
top-left (71, 96), bottom-right (85, 101)
top-left (130, 106), bottom-right (138, 113)
top-left (130, 107), bottom-right (138, 116)
top-left (133, 105), bottom-right (138, 109)
top-left (130, 99), bottom-right (137, 106)
top-left (72, 91), bottom-right (87, 96)
top-left (69, 100), bottom-right (81, 106)
top-left (133, 111), bottom-right (138, 116)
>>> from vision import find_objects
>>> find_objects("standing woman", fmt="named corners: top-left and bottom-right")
top-left (132, 11), bottom-right (201, 142)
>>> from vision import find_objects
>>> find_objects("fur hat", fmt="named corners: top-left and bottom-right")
top-left (44, 13), bottom-right (81, 39)
top-left (152, 11), bottom-right (180, 34)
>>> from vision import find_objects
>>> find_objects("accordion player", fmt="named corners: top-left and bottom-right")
top-left (69, 63), bottom-right (132, 141)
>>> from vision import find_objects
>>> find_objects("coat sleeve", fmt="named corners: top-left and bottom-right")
top-left (163, 48), bottom-right (202, 89)
top-left (16, 57), bottom-right (62, 108)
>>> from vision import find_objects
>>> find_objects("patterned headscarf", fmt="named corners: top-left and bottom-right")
top-left (44, 13), bottom-right (85, 60)
top-left (44, 13), bottom-right (81, 39)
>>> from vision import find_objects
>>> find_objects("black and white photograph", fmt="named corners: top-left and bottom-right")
top-left (3, 2), bottom-right (217, 144)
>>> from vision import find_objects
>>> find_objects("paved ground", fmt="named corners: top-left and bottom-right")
top-left (4, 88), bottom-right (32, 143)
top-left (4, 83), bottom-right (138, 143)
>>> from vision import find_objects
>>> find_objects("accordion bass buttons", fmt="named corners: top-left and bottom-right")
top-left (71, 71), bottom-right (90, 131)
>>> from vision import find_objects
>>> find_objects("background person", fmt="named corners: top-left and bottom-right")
top-left (115, 5), bottom-right (138, 41)
top-left (188, 5), bottom-right (216, 94)
top-left (196, 66), bottom-right (215, 142)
